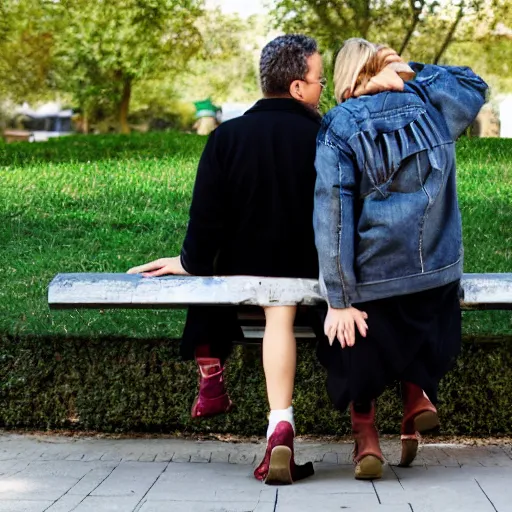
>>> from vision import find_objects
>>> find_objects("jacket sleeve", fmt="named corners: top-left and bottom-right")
top-left (314, 136), bottom-right (357, 309)
top-left (180, 130), bottom-right (226, 275)
top-left (408, 62), bottom-right (488, 140)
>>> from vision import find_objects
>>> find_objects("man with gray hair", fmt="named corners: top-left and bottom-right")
top-left (128, 34), bottom-right (324, 484)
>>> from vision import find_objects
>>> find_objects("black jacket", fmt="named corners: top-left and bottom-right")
top-left (180, 98), bottom-right (321, 278)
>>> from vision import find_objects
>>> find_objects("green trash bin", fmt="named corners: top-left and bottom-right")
top-left (194, 98), bottom-right (221, 119)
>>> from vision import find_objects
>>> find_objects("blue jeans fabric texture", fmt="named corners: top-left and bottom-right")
top-left (314, 64), bottom-right (488, 308)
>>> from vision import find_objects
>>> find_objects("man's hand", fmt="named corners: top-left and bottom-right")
top-left (324, 306), bottom-right (368, 348)
top-left (127, 256), bottom-right (190, 277)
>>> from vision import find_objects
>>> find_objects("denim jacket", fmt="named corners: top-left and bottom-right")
top-left (314, 63), bottom-right (488, 308)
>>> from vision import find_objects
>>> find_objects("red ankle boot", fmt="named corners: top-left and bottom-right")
top-left (351, 403), bottom-right (384, 480)
top-left (254, 421), bottom-right (314, 485)
top-left (191, 357), bottom-right (232, 418)
top-left (399, 382), bottom-right (439, 467)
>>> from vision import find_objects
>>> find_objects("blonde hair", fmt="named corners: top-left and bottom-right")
top-left (334, 38), bottom-right (381, 103)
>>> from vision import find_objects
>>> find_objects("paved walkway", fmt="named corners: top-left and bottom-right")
top-left (1, 433), bottom-right (512, 512)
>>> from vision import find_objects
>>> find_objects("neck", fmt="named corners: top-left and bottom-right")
top-left (263, 93), bottom-right (293, 100)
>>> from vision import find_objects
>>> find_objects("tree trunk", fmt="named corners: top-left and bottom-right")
top-left (119, 76), bottom-right (132, 134)
top-left (360, 0), bottom-right (371, 38)
top-left (433, 4), bottom-right (465, 64)
top-left (82, 113), bottom-right (89, 134)
top-left (399, 0), bottom-right (425, 55)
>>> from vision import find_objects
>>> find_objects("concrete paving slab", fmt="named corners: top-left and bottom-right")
top-left (90, 462), bottom-right (167, 498)
top-left (72, 495), bottom-right (140, 511)
top-left (0, 473), bottom-right (82, 501)
top-left (1, 434), bottom-right (512, 511)
top-left (67, 465), bottom-right (119, 496)
top-left (153, 452), bottom-right (174, 463)
top-left (276, 493), bottom-right (410, 512)
top-left (0, 500), bottom-right (54, 512)
top-left (277, 462), bottom-right (397, 495)
top-left (45, 494), bottom-right (87, 512)
top-left (138, 501), bottom-right (275, 512)
top-left (379, 466), bottom-right (497, 511)
top-left (146, 469), bottom-right (274, 501)
top-left (474, 474), bottom-right (512, 512)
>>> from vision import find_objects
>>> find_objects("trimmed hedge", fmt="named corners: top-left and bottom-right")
top-left (2, 334), bottom-right (512, 436)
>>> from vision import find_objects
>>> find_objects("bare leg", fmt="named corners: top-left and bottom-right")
top-left (262, 305), bottom-right (297, 410)
top-left (254, 305), bottom-right (314, 484)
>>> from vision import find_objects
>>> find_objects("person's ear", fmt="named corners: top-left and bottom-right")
top-left (289, 79), bottom-right (304, 101)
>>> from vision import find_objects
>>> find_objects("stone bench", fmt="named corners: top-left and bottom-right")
top-left (48, 273), bottom-right (512, 340)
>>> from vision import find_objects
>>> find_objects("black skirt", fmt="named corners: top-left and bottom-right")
top-left (316, 281), bottom-right (462, 411)
top-left (180, 305), bottom-right (242, 362)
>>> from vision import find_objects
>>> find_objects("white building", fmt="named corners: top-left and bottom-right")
top-left (16, 102), bottom-right (73, 142)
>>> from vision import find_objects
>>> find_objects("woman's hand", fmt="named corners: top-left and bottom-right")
top-left (127, 256), bottom-right (190, 277)
top-left (324, 306), bottom-right (368, 348)
top-left (376, 47), bottom-right (415, 81)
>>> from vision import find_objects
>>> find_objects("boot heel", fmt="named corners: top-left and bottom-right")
top-left (265, 446), bottom-right (293, 485)
top-left (355, 455), bottom-right (383, 480)
top-left (414, 410), bottom-right (439, 433)
top-left (399, 437), bottom-right (419, 467)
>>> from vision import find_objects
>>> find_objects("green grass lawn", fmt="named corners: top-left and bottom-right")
top-left (0, 132), bottom-right (511, 339)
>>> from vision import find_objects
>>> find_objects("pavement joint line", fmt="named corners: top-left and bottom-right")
top-left (371, 480), bottom-right (381, 504)
top-left (42, 468), bottom-right (93, 512)
top-left (430, 449), bottom-right (443, 466)
top-left (389, 464), bottom-right (405, 490)
top-left (132, 459), bottom-right (172, 512)
top-left (499, 446), bottom-right (512, 461)
top-left (138, 453), bottom-right (157, 462)
top-left (2, 461), bottom-right (31, 479)
top-left (475, 478), bottom-right (499, 512)
top-left (68, 462), bottom-right (120, 512)
top-left (272, 488), bottom-right (279, 512)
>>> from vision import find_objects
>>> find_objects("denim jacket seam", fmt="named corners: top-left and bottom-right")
top-left (416, 153), bottom-right (429, 272)
top-left (370, 105), bottom-right (425, 121)
top-left (322, 138), bottom-right (337, 150)
top-left (356, 257), bottom-right (462, 287)
top-left (415, 70), bottom-right (441, 88)
top-left (318, 137), bottom-right (351, 308)
top-left (336, 166), bottom-right (350, 308)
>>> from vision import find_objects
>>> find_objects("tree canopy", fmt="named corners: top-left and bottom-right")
top-left (0, 0), bottom-right (509, 132)
top-left (271, 0), bottom-right (510, 63)
top-left (51, 0), bottom-right (204, 133)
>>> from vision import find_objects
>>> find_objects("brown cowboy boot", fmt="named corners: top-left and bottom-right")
top-left (351, 402), bottom-right (384, 480)
top-left (254, 421), bottom-right (314, 485)
top-left (191, 357), bottom-right (232, 418)
top-left (399, 382), bottom-right (439, 467)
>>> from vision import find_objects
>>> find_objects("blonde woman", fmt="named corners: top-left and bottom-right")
top-left (314, 38), bottom-right (488, 480)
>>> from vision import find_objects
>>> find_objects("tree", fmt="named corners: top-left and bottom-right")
top-left (444, 0), bottom-right (512, 94)
top-left (271, 0), bottom-right (501, 64)
top-left (52, 0), bottom-right (204, 133)
top-left (0, 0), bottom-right (56, 103)
top-left (174, 9), bottom-right (261, 104)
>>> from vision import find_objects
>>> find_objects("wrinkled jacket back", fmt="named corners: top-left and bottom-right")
top-left (314, 64), bottom-right (488, 308)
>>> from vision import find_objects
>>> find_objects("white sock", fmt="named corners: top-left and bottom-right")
top-left (267, 406), bottom-right (295, 439)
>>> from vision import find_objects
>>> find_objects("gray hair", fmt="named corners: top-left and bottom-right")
top-left (259, 34), bottom-right (318, 96)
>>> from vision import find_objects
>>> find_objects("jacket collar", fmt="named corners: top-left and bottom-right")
top-left (245, 98), bottom-right (322, 124)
